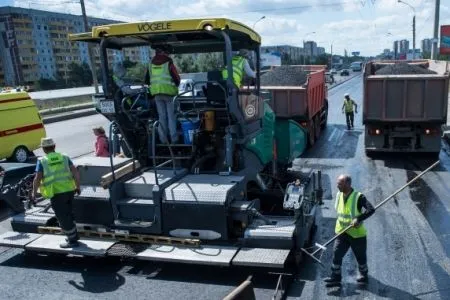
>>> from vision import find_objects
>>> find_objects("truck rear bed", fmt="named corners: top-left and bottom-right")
top-left (363, 60), bottom-right (450, 124)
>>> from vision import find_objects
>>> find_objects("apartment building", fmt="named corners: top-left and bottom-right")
top-left (0, 6), bottom-right (151, 86)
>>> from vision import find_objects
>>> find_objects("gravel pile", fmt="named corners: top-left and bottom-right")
top-left (375, 62), bottom-right (437, 75)
top-left (260, 66), bottom-right (308, 86)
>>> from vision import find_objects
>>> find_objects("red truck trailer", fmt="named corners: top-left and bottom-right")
top-left (363, 60), bottom-right (450, 157)
top-left (260, 65), bottom-right (328, 146)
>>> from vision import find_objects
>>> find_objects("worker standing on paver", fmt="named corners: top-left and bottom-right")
top-left (342, 93), bottom-right (357, 130)
top-left (144, 45), bottom-right (181, 144)
top-left (324, 174), bottom-right (375, 287)
top-left (31, 137), bottom-right (81, 248)
top-left (222, 49), bottom-right (256, 87)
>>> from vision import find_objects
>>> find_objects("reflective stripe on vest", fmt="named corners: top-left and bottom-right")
top-left (222, 56), bottom-right (245, 86)
top-left (40, 152), bottom-right (75, 199)
top-left (334, 191), bottom-right (367, 238)
top-left (344, 99), bottom-right (354, 112)
top-left (149, 62), bottom-right (178, 96)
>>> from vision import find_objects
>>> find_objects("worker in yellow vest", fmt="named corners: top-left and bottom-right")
top-left (144, 45), bottom-right (181, 144)
top-left (31, 137), bottom-right (81, 248)
top-left (342, 93), bottom-right (358, 130)
top-left (324, 174), bottom-right (375, 287)
top-left (222, 49), bottom-right (256, 87)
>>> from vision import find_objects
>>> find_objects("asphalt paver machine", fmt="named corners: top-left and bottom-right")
top-left (0, 18), bottom-right (323, 272)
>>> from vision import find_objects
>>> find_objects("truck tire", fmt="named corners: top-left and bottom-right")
top-left (314, 115), bottom-right (321, 140)
top-left (321, 100), bottom-right (328, 130)
top-left (308, 120), bottom-right (315, 147)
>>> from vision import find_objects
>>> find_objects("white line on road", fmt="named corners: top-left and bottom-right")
top-left (328, 128), bottom-right (337, 142)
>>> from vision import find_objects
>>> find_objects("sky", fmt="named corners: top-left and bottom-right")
top-left (1, 0), bottom-right (450, 56)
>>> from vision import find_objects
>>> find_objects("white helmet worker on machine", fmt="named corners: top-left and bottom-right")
top-left (222, 48), bottom-right (256, 87)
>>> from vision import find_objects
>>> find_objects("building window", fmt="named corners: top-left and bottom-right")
top-left (43, 26), bottom-right (47, 30)
top-left (37, 24), bottom-right (41, 30)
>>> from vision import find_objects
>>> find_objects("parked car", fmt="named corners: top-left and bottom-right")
top-left (330, 68), bottom-right (337, 74)
top-left (340, 69), bottom-right (350, 76)
top-left (178, 79), bottom-right (204, 97)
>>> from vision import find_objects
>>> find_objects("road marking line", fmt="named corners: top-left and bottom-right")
top-left (328, 128), bottom-right (337, 142)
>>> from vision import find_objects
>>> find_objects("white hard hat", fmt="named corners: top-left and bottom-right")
top-left (344, 93), bottom-right (349, 97)
top-left (41, 137), bottom-right (55, 148)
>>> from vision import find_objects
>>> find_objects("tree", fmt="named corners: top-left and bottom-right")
top-left (196, 53), bottom-right (222, 71)
top-left (68, 62), bottom-right (93, 87)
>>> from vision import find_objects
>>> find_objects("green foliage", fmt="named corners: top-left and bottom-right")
top-left (67, 62), bottom-right (93, 87)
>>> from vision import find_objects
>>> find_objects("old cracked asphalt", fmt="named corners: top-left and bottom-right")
top-left (0, 74), bottom-right (449, 300)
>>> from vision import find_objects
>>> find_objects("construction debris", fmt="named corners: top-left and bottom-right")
top-left (261, 66), bottom-right (308, 86)
top-left (375, 62), bottom-right (437, 75)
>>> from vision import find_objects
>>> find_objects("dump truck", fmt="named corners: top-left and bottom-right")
top-left (260, 65), bottom-right (328, 147)
top-left (0, 19), bottom-right (324, 284)
top-left (363, 59), bottom-right (450, 156)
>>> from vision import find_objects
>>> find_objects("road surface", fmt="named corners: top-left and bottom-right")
top-left (1, 74), bottom-right (449, 299)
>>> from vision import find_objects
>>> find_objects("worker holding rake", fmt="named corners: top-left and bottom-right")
top-left (324, 174), bottom-right (375, 287)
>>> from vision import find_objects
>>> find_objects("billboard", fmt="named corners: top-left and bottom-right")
top-left (440, 25), bottom-right (450, 55)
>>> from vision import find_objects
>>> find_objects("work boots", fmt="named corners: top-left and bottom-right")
top-left (324, 274), bottom-right (341, 287)
top-left (59, 236), bottom-right (79, 249)
top-left (357, 264), bottom-right (369, 284)
top-left (356, 272), bottom-right (368, 284)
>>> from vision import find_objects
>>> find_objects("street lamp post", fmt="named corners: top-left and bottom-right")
top-left (398, 0), bottom-right (416, 59)
top-left (252, 16), bottom-right (266, 29)
top-left (302, 31), bottom-right (316, 65)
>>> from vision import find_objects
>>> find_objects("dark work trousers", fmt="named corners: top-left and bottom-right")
top-left (345, 112), bottom-right (354, 129)
top-left (50, 191), bottom-right (78, 242)
top-left (330, 233), bottom-right (368, 277)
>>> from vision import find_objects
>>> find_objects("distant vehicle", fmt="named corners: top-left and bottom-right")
top-left (0, 90), bottom-right (46, 162)
top-left (340, 69), bottom-right (350, 76)
top-left (178, 79), bottom-right (204, 97)
top-left (325, 72), bottom-right (334, 84)
top-left (350, 61), bottom-right (363, 72)
top-left (330, 68), bottom-right (337, 74)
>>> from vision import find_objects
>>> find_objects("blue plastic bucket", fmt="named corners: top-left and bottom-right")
top-left (181, 119), bottom-right (200, 144)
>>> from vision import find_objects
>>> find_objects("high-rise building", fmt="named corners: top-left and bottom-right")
top-left (0, 57), bottom-right (4, 86)
top-left (399, 39), bottom-right (409, 54)
top-left (421, 38), bottom-right (432, 54)
top-left (393, 40), bottom-right (399, 58)
top-left (0, 6), bottom-right (151, 86)
top-left (303, 41), bottom-right (317, 57)
top-left (317, 47), bottom-right (325, 55)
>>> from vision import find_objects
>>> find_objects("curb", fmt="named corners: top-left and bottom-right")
top-left (39, 102), bottom-right (93, 116)
top-left (42, 108), bottom-right (98, 124)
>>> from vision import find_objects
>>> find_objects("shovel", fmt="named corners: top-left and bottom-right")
top-left (301, 160), bottom-right (440, 265)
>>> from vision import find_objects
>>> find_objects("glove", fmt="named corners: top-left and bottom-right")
top-left (351, 218), bottom-right (361, 228)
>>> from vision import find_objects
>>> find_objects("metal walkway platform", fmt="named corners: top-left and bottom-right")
top-left (0, 231), bottom-right (291, 268)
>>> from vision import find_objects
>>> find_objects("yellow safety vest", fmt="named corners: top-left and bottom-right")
top-left (39, 152), bottom-right (76, 199)
top-left (335, 191), bottom-right (367, 238)
top-left (149, 62), bottom-right (178, 96)
top-left (344, 99), bottom-right (354, 113)
top-left (222, 56), bottom-right (245, 87)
